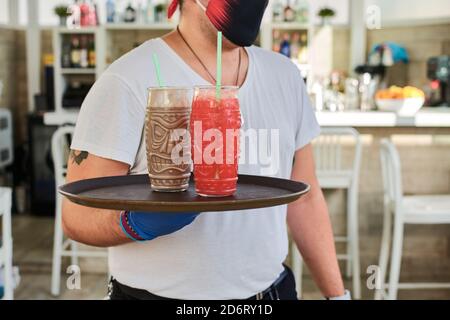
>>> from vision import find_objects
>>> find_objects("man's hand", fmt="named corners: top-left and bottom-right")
top-left (121, 211), bottom-right (200, 241)
top-left (287, 144), bottom-right (346, 298)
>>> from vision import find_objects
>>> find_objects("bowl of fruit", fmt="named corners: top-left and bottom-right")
top-left (375, 86), bottom-right (425, 116)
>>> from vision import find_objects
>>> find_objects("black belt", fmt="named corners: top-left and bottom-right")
top-left (110, 266), bottom-right (289, 301)
top-left (247, 267), bottom-right (288, 300)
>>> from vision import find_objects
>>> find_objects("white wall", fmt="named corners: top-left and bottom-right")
top-left (0, 0), bottom-right (9, 24)
top-left (365, 0), bottom-right (450, 23)
top-left (18, 0), bottom-right (27, 25)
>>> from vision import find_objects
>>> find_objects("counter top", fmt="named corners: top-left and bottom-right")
top-left (44, 107), bottom-right (450, 128)
top-left (316, 107), bottom-right (450, 127)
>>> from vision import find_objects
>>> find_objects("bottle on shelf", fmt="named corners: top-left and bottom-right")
top-left (68, 0), bottom-right (81, 28)
top-left (79, 0), bottom-right (90, 27)
top-left (272, 0), bottom-right (284, 23)
top-left (88, 35), bottom-right (96, 68)
top-left (70, 36), bottom-right (81, 68)
top-left (90, 0), bottom-right (99, 26)
top-left (62, 40), bottom-right (72, 68)
top-left (146, 0), bottom-right (155, 23)
top-left (124, 2), bottom-right (137, 23)
top-left (80, 35), bottom-right (89, 68)
top-left (272, 29), bottom-right (281, 52)
top-left (279, 33), bottom-right (291, 58)
top-left (298, 33), bottom-right (308, 63)
top-left (154, 3), bottom-right (167, 23)
top-left (290, 32), bottom-right (300, 62)
top-left (293, 0), bottom-right (309, 24)
top-left (106, 0), bottom-right (116, 23)
top-left (137, 1), bottom-right (147, 24)
top-left (284, 1), bottom-right (296, 22)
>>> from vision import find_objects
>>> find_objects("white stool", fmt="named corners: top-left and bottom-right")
top-left (375, 139), bottom-right (450, 300)
top-left (291, 127), bottom-right (362, 299)
top-left (51, 126), bottom-right (107, 296)
top-left (0, 187), bottom-right (13, 300)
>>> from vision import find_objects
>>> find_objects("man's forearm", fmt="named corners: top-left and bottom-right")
top-left (287, 186), bottom-right (345, 298)
top-left (62, 151), bottom-right (132, 247)
top-left (62, 199), bottom-right (131, 247)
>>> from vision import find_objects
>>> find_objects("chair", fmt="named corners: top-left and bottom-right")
top-left (0, 187), bottom-right (13, 300)
top-left (291, 127), bottom-right (362, 299)
top-left (51, 126), bottom-right (107, 296)
top-left (375, 139), bottom-right (450, 300)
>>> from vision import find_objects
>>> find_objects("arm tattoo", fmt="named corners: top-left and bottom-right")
top-left (70, 150), bottom-right (89, 165)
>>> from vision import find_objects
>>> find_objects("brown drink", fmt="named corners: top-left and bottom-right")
top-left (146, 87), bottom-right (192, 192)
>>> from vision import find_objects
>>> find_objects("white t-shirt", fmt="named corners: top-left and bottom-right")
top-left (71, 38), bottom-right (320, 299)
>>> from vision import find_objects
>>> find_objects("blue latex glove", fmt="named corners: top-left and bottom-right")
top-left (120, 211), bottom-right (200, 242)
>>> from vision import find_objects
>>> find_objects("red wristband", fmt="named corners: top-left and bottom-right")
top-left (120, 211), bottom-right (145, 242)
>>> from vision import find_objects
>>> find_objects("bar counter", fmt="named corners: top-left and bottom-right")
top-left (316, 107), bottom-right (450, 127)
top-left (44, 107), bottom-right (450, 128)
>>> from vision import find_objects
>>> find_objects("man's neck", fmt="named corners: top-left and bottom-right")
top-left (178, 19), bottom-right (241, 59)
top-left (163, 17), bottom-right (248, 86)
top-left (178, 21), bottom-right (217, 57)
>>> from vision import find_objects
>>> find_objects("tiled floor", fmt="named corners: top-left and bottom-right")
top-left (8, 215), bottom-right (450, 300)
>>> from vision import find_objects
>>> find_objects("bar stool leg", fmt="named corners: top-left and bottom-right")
top-left (2, 189), bottom-right (13, 300)
top-left (388, 214), bottom-right (404, 300)
top-left (345, 188), bottom-right (353, 279)
top-left (51, 192), bottom-right (64, 296)
top-left (348, 184), bottom-right (361, 299)
top-left (70, 241), bottom-right (79, 266)
top-left (375, 200), bottom-right (392, 300)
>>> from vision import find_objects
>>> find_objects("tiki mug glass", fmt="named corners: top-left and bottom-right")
top-left (146, 87), bottom-right (192, 192)
top-left (190, 86), bottom-right (242, 197)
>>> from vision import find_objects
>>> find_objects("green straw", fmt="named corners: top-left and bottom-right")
top-left (216, 31), bottom-right (222, 100)
top-left (152, 53), bottom-right (165, 87)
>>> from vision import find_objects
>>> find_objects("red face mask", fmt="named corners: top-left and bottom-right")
top-left (168, 0), bottom-right (269, 47)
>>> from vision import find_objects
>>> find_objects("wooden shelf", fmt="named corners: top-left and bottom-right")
top-left (55, 27), bottom-right (98, 34)
top-left (61, 68), bottom-right (97, 75)
top-left (270, 22), bottom-right (310, 30)
top-left (104, 23), bottom-right (177, 30)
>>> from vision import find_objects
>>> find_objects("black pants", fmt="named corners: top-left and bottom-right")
top-left (109, 265), bottom-right (298, 300)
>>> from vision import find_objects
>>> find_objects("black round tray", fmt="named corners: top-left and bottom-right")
top-left (59, 174), bottom-right (310, 213)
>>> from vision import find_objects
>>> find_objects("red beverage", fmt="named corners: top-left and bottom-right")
top-left (190, 86), bottom-right (241, 197)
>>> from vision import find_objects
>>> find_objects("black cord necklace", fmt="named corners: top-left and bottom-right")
top-left (176, 25), bottom-right (242, 87)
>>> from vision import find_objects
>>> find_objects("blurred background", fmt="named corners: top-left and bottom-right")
top-left (0, 0), bottom-right (450, 300)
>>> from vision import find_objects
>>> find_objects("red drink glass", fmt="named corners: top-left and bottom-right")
top-left (190, 86), bottom-right (242, 197)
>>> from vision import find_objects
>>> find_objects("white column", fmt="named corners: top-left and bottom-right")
top-left (349, 0), bottom-right (367, 75)
top-left (26, 0), bottom-right (41, 112)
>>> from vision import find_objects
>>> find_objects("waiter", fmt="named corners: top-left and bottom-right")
top-left (64, 0), bottom-right (351, 300)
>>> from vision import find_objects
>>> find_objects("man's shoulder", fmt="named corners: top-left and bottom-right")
top-left (104, 39), bottom-right (160, 80)
top-left (97, 39), bottom-right (164, 98)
